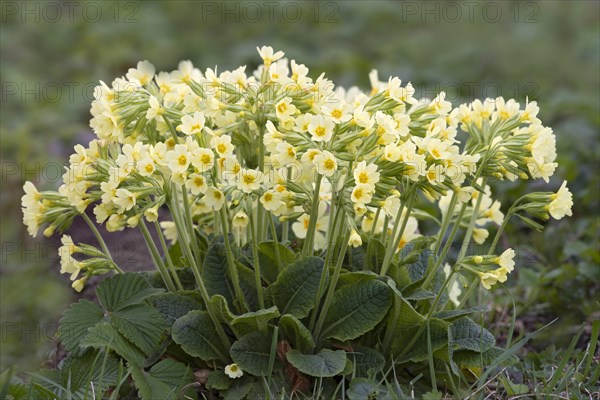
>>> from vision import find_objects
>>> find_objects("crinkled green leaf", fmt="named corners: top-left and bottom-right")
top-left (110, 304), bottom-right (166, 356)
top-left (321, 279), bottom-right (392, 341)
top-left (258, 241), bottom-right (297, 283)
top-left (279, 314), bottom-right (315, 353)
top-left (286, 349), bottom-right (347, 377)
top-left (203, 243), bottom-right (235, 306)
top-left (130, 359), bottom-right (195, 400)
top-left (209, 294), bottom-right (237, 324)
top-left (230, 331), bottom-right (275, 377)
top-left (365, 239), bottom-right (385, 271)
top-left (397, 237), bottom-right (435, 282)
top-left (31, 350), bottom-right (121, 399)
top-left (347, 378), bottom-right (393, 400)
top-left (206, 369), bottom-right (232, 391)
top-left (80, 322), bottom-right (146, 366)
top-left (58, 300), bottom-right (104, 354)
top-left (345, 244), bottom-right (366, 272)
top-left (150, 292), bottom-right (204, 325)
top-left (231, 306), bottom-right (280, 335)
top-left (171, 310), bottom-right (229, 361)
top-left (236, 261), bottom-right (259, 311)
top-left (449, 317), bottom-right (495, 353)
top-left (393, 318), bottom-right (449, 362)
top-left (222, 376), bottom-right (257, 400)
top-left (96, 273), bottom-right (164, 312)
top-left (337, 271), bottom-right (378, 287)
top-left (270, 256), bottom-right (326, 318)
top-left (349, 346), bottom-right (385, 377)
top-left (451, 347), bottom-right (516, 368)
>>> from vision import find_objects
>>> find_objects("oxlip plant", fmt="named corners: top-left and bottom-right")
top-left (20, 46), bottom-right (573, 399)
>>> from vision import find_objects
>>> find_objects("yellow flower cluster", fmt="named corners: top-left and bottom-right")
top-left (21, 46), bottom-right (573, 292)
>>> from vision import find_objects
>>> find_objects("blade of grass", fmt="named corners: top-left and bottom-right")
top-left (473, 318), bottom-right (557, 392)
top-left (109, 363), bottom-right (129, 400)
top-left (545, 326), bottom-right (583, 395)
top-left (267, 326), bottom-right (279, 390)
top-left (426, 320), bottom-right (438, 392)
top-left (82, 350), bottom-right (103, 400)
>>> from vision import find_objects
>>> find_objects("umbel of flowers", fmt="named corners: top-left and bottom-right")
top-left (22, 47), bottom-right (572, 396)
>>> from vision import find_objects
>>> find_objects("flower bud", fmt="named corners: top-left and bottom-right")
top-left (43, 225), bottom-right (55, 237)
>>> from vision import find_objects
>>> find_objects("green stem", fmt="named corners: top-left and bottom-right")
top-left (180, 185), bottom-right (202, 266)
top-left (153, 220), bottom-right (184, 290)
top-left (421, 202), bottom-right (468, 290)
top-left (281, 168), bottom-right (291, 244)
top-left (302, 174), bottom-right (323, 256)
top-left (308, 203), bottom-right (343, 332)
top-left (382, 293), bottom-right (401, 353)
top-left (170, 185), bottom-right (190, 244)
top-left (380, 185), bottom-right (417, 276)
top-left (395, 269), bottom-right (456, 362)
top-left (163, 115), bottom-right (180, 145)
top-left (257, 123), bottom-right (266, 241)
top-left (268, 215), bottom-right (283, 271)
top-left (281, 220), bottom-right (289, 244)
top-left (434, 191), bottom-right (458, 254)
top-left (326, 177), bottom-right (337, 239)
top-left (457, 199), bottom-right (515, 309)
top-left (313, 229), bottom-right (350, 341)
top-left (139, 219), bottom-right (176, 292)
top-left (81, 213), bottom-right (116, 264)
top-left (214, 211), bottom-right (221, 236)
top-left (247, 197), bottom-right (265, 309)
top-left (381, 214), bottom-right (390, 245)
top-left (366, 207), bottom-right (382, 270)
top-left (170, 199), bottom-right (231, 349)
top-left (457, 277), bottom-right (479, 309)
top-left (219, 208), bottom-right (249, 312)
top-left (456, 177), bottom-right (488, 261)
top-left (488, 209), bottom-right (513, 255)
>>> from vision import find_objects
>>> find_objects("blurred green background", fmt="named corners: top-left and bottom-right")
top-left (1, 0), bottom-right (598, 372)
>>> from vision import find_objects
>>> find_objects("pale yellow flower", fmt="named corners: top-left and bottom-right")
top-left (191, 148), bottom-right (215, 172)
top-left (547, 181), bottom-right (573, 220)
top-left (186, 173), bottom-right (208, 195)
top-left (237, 169), bottom-right (262, 193)
top-left (351, 184), bottom-right (373, 205)
top-left (166, 144), bottom-right (191, 174)
top-left (126, 60), bottom-right (155, 86)
top-left (313, 150), bottom-right (337, 177)
top-left (144, 206), bottom-right (159, 222)
top-left (178, 111), bottom-right (205, 135)
top-left (71, 276), bottom-right (87, 292)
top-left (204, 187), bottom-right (225, 210)
top-left (146, 95), bottom-right (164, 121)
top-left (496, 248), bottom-right (515, 273)
top-left (260, 190), bottom-right (283, 211)
top-left (308, 115), bottom-right (335, 142)
top-left (257, 46), bottom-right (284, 67)
top-left (353, 161), bottom-right (380, 187)
top-left (114, 188), bottom-right (136, 213)
top-left (224, 363), bottom-right (243, 379)
top-left (211, 135), bottom-right (235, 157)
top-left (232, 211), bottom-right (249, 228)
top-left (348, 229), bottom-right (362, 247)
